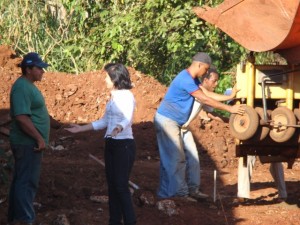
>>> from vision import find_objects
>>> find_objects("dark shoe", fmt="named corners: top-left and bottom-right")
top-left (275, 197), bottom-right (287, 203)
top-left (183, 196), bottom-right (198, 202)
top-left (189, 191), bottom-right (209, 200)
top-left (233, 197), bottom-right (249, 204)
top-left (237, 197), bottom-right (247, 203)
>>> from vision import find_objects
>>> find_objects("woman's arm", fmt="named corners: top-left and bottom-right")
top-left (65, 123), bottom-right (94, 133)
top-left (65, 107), bottom-right (108, 133)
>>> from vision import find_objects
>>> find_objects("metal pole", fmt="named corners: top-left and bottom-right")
top-left (213, 170), bottom-right (217, 202)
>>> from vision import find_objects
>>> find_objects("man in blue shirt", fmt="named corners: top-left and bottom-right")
top-left (154, 52), bottom-right (245, 200)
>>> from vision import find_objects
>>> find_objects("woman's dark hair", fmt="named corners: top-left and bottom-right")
top-left (104, 63), bottom-right (133, 90)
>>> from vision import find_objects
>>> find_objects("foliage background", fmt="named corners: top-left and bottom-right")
top-left (0, 0), bottom-right (249, 87)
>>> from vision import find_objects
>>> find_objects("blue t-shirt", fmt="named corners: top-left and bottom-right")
top-left (157, 69), bottom-right (200, 125)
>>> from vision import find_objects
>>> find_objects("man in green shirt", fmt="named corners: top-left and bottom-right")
top-left (8, 52), bottom-right (60, 225)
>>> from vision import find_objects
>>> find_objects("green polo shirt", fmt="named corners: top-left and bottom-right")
top-left (10, 77), bottom-right (50, 145)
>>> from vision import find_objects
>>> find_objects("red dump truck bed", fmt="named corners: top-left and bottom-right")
top-left (193, 0), bottom-right (300, 64)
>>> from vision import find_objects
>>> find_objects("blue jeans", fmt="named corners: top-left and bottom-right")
top-left (154, 113), bottom-right (200, 198)
top-left (8, 144), bottom-right (42, 224)
top-left (105, 138), bottom-right (136, 225)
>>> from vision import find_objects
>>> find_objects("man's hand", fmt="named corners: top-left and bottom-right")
top-left (229, 104), bottom-right (245, 115)
top-left (34, 138), bottom-right (46, 152)
top-left (230, 84), bottom-right (240, 98)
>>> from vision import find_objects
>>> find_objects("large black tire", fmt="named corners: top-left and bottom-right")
top-left (229, 105), bottom-right (259, 140)
top-left (248, 107), bottom-right (270, 141)
top-left (269, 107), bottom-right (296, 143)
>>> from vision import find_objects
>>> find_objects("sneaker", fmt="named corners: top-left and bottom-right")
top-left (275, 197), bottom-right (287, 203)
top-left (183, 196), bottom-right (198, 202)
top-left (232, 197), bottom-right (249, 204)
top-left (189, 191), bottom-right (209, 200)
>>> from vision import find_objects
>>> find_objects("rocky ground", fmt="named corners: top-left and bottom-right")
top-left (0, 45), bottom-right (299, 225)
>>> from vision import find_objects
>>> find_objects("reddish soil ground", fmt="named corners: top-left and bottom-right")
top-left (0, 45), bottom-right (299, 225)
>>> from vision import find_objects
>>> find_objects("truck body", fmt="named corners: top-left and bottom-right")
top-left (194, 0), bottom-right (300, 167)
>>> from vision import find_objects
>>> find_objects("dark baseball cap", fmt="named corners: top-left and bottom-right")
top-left (192, 52), bottom-right (212, 65)
top-left (21, 52), bottom-right (50, 68)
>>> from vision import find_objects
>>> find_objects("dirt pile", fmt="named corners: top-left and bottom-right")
top-left (0, 45), bottom-right (299, 225)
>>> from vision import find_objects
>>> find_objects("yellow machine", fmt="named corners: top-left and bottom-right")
top-left (194, 0), bottom-right (300, 167)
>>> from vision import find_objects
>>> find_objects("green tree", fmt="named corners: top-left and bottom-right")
top-left (0, 0), bottom-right (246, 85)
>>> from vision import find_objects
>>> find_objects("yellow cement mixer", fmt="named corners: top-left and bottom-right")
top-left (194, 0), bottom-right (300, 167)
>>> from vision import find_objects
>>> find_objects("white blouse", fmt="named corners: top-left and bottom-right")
top-left (92, 89), bottom-right (135, 139)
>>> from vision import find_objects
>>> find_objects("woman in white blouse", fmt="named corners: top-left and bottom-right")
top-left (65, 63), bottom-right (136, 225)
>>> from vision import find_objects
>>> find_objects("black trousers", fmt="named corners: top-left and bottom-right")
top-left (105, 138), bottom-right (136, 225)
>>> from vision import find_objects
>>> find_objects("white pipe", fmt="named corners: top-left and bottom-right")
top-left (89, 154), bottom-right (140, 190)
top-left (213, 170), bottom-right (217, 202)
